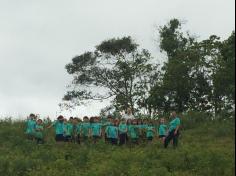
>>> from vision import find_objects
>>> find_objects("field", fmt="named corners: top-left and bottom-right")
top-left (0, 113), bottom-right (235, 176)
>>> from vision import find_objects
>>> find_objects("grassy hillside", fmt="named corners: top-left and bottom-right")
top-left (0, 113), bottom-right (235, 176)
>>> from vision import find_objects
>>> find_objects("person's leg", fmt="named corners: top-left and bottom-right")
top-left (77, 135), bottom-right (80, 144)
top-left (173, 131), bottom-right (179, 148)
top-left (119, 133), bottom-right (125, 145)
top-left (164, 131), bottom-right (174, 148)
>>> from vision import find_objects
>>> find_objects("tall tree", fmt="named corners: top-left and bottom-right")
top-left (63, 37), bottom-right (158, 113)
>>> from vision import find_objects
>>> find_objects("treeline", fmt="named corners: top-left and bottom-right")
top-left (63, 19), bottom-right (235, 117)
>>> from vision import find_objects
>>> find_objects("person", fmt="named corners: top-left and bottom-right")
top-left (146, 121), bottom-right (155, 143)
top-left (128, 119), bottom-right (139, 145)
top-left (104, 115), bottom-right (113, 143)
top-left (34, 119), bottom-right (44, 144)
top-left (75, 118), bottom-right (82, 144)
top-left (118, 118), bottom-right (128, 145)
top-left (25, 113), bottom-right (36, 140)
top-left (122, 108), bottom-right (135, 120)
top-left (47, 115), bottom-right (65, 143)
top-left (158, 118), bottom-right (168, 143)
top-left (164, 112), bottom-right (181, 148)
top-left (80, 116), bottom-right (91, 143)
top-left (63, 118), bottom-right (74, 142)
top-left (106, 120), bottom-right (118, 145)
top-left (91, 117), bottom-right (102, 144)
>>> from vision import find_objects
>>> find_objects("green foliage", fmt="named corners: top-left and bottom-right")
top-left (0, 114), bottom-right (234, 176)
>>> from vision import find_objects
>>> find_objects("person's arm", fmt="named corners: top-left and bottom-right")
top-left (174, 125), bottom-right (180, 135)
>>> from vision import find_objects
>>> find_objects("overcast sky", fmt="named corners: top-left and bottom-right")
top-left (0, 0), bottom-right (235, 119)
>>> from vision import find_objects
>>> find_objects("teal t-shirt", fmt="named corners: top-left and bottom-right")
top-left (26, 119), bottom-right (36, 134)
top-left (91, 123), bottom-right (102, 136)
top-left (158, 124), bottom-right (167, 136)
top-left (76, 124), bottom-right (82, 135)
top-left (128, 125), bottom-right (139, 139)
top-left (34, 124), bottom-right (44, 139)
top-left (52, 121), bottom-right (64, 135)
top-left (146, 126), bottom-right (155, 138)
top-left (81, 122), bottom-right (91, 137)
top-left (107, 126), bottom-right (118, 139)
top-left (118, 123), bottom-right (127, 134)
top-left (64, 123), bottom-right (74, 136)
top-left (169, 117), bottom-right (181, 131)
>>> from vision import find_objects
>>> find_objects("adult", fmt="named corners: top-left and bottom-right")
top-left (164, 111), bottom-right (181, 148)
top-left (122, 108), bottom-right (135, 120)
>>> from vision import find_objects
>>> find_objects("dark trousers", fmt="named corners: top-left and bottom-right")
top-left (36, 138), bottom-right (44, 144)
top-left (164, 130), bottom-right (179, 148)
top-left (110, 138), bottom-right (118, 145)
top-left (77, 135), bottom-right (80, 144)
top-left (119, 133), bottom-right (126, 145)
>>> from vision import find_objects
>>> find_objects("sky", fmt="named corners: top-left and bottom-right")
top-left (0, 0), bottom-right (235, 119)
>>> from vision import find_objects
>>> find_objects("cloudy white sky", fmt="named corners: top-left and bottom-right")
top-left (0, 0), bottom-right (235, 119)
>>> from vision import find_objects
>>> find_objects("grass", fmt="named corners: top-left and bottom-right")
top-left (0, 114), bottom-right (235, 176)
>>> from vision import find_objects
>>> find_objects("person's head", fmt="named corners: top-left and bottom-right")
top-left (143, 119), bottom-right (148, 125)
top-left (126, 119), bottom-right (131, 125)
top-left (137, 119), bottom-right (143, 125)
top-left (69, 117), bottom-right (74, 122)
top-left (148, 120), bottom-right (154, 126)
top-left (171, 111), bottom-right (177, 118)
top-left (83, 116), bottom-right (89, 122)
top-left (29, 113), bottom-right (35, 120)
top-left (127, 108), bottom-right (132, 115)
top-left (121, 118), bottom-right (126, 124)
top-left (107, 115), bottom-right (113, 122)
top-left (57, 115), bottom-right (64, 123)
top-left (37, 119), bottom-right (43, 125)
top-left (160, 118), bottom-right (165, 124)
top-left (132, 119), bottom-right (137, 125)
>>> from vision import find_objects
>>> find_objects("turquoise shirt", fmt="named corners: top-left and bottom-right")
top-left (169, 117), bottom-right (181, 131)
top-left (107, 126), bottom-right (118, 139)
top-left (158, 124), bottom-right (167, 136)
top-left (64, 123), bottom-right (74, 136)
top-left (26, 119), bottom-right (36, 134)
top-left (76, 124), bottom-right (81, 135)
top-left (118, 123), bottom-right (127, 134)
top-left (52, 121), bottom-right (64, 135)
top-left (81, 122), bottom-right (91, 137)
top-left (146, 126), bottom-right (155, 138)
top-left (91, 123), bottom-right (102, 136)
top-left (34, 124), bottom-right (44, 139)
top-left (128, 125), bottom-right (139, 139)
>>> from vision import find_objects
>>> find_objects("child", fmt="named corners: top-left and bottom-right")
top-left (118, 118), bottom-right (128, 145)
top-left (146, 121), bottom-right (156, 143)
top-left (63, 118), bottom-right (74, 142)
top-left (106, 120), bottom-right (118, 145)
top-left (158, 118), bottom-right (168, 143)
top-left (91, 117), bottom-right (102, 144)
top-left (34, 119), bottom-right (44, 144)
top-left (80, 116), bottom-right (91, 143)
top-left (25, 113), bottom-right (36, 140)
top-left (104, 115), bottom-right (113, 143)
top-left (75, 118), bottom-right (82, 144)
top-left (47, 115), bottom-right (65, 143)
top-left (128, 119), bottom-right (139, 145)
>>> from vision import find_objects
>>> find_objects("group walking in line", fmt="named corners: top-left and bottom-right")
top-left (25, 110), bottom-right (181, 148)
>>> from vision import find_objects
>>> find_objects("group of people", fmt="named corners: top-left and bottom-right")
top-left (25, 111), bottom-right (181, 148)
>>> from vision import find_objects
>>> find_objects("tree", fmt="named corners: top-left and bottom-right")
top-left (63, 37), bottom-right (158, 114)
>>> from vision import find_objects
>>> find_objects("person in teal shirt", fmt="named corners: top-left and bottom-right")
top-left (104, 115), bottom-right (113, 143)
top-left (47, 115), bottom-right (65, 142)
top-left (158, 118), bottom-right (168, 143)
top-left (75, 118), bottom-right (82, 144)
top-left (80, 116), bottom-right (91, 142)
top-left (128, 120), bottom-right (139, 144)
top-left (106, 121), bottom-right (118, 145)
top-left (164, 112), bottom-right (181, 148)
top-left (118, 118), bottom-right (128, 145)
top-left (63, 118), bottom-right (74, 142)
top-left (91, 117), bottom-right (102, 144)
top-left (34, 119), bottom-right (44, 144)
top-left (146, 122), bottom-right (155, 142)
top-left (25, 114), bottom-right (36, 140)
